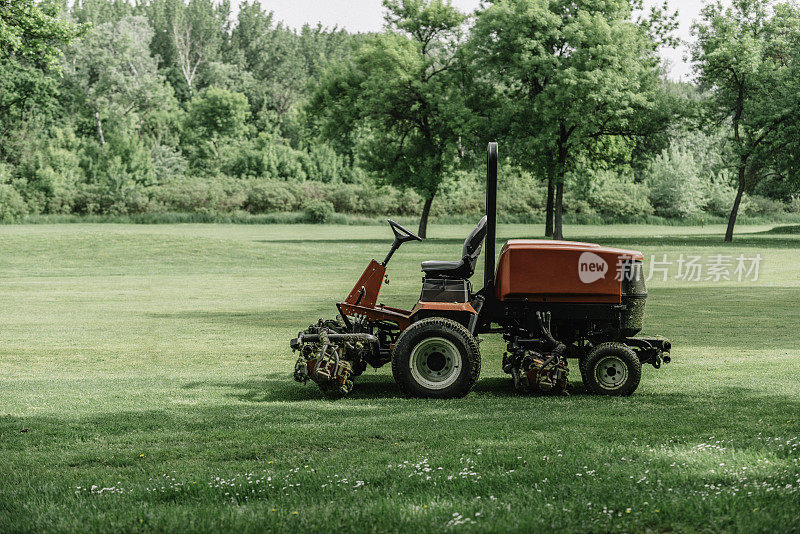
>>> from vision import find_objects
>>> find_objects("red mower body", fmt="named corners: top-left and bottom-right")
top-left (495, 240), bottom-right (644, 304)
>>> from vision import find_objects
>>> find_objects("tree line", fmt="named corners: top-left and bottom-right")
top-left (1, 0), bottom-right (799, 240)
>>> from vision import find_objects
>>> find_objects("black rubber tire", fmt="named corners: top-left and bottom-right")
top-left (392, 317), bottom-right (481, 398)
top-left (582, 342), bottom-right (641, 396)
top-left (579, 356), bottom-right (590, 387)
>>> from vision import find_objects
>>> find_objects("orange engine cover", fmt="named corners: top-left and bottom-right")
top-left (495, 240), bottom-right (644, 304)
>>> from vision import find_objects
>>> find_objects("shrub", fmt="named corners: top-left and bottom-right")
top-left (303, 199), bottom-right (335, 223)
top-left (324, 183), bottom-right (366, 213)
top-left (584, 170), bottom-right (653, 220)
top-left (243, 181), bottom-right (302, 213)
top-left (745, 194), bottom-right (787, 217)
top-left (704, 171), bottom-right (738, 217)
top-left (150, 143), bottom-right (187, 184)
top-left (153, 176), bottom-right (246, 213)
top-left (185, 87), bottom-right (249, 139)
top-left (645, 145), bottom-right (707, 218)
top-left (304, 144), bottom-right (347, 183)
top-left (0, 183), bottom-right (29, 222)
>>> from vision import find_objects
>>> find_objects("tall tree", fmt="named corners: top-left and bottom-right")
top-left (229, 2), bottom-right (353, 125)
top-left (309, 0), bottom-right (469, 237)
top-left (692, 0), bottom-right (800, 242)
top-left (64, 15), bottom-right (173, 147)
top-left (171, 0), bottom-right (228, 95)
top-left (229, 2), bottom-right (305, 116)
top-left (0, 0), bottom-right (80, 156)
top-left (1, 0), bottom-right (81, 68)
top-left (470, 0), bottom-right (672, 239)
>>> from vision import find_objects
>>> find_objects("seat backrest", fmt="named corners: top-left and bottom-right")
top-left (462, 215), bottom-right (488, 273)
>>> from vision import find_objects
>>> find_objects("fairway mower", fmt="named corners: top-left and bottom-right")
top-left (291, 143), bottom-right (671, 398)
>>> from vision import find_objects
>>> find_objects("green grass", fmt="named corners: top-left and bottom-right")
top-left (1, 222), bottom-right (799, 533)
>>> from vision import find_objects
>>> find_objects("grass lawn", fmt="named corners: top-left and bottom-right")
top-left (1, 222), bottom-right (799, 533)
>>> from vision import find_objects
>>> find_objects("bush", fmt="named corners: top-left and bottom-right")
top-left (704, 171), bottom-right (738, 217)
top-left (0, 183), bottom-right (29, 222)
top-left (745, 194), bottom-right (787, 217)
top-left (262, 141), bottom-right (309, 181)
top-left (150, 143), bottom-right (187, 184)
top-left (323, 183), bottom-right (367, 213)
top-left (303, 199), bottom-right (335, 223)
top-left (243, 181), bottom-right (302, 212)
top-left (304, 143), bottom-right (347, 183)
top-left (645, 145), bottom-right (707, 218)
top-left (582, 170), bottom-right (653, 220)
top-left (153, 176), bottom-right (247, 213)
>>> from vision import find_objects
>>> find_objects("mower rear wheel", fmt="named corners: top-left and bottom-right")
top-left (582, 342), bottom-right (641, 396)
top-left (392, 318), bottom-right (481, 398)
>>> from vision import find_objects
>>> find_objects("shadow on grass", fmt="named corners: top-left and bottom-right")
top-left (585, 234), bottom-right (800, 249)
top-left (183, 372), bottom-right (595, 404)
top-left (4, 383), bottom-right (798, 452)
top-left (183, 373), bottom-right (405, 402)
top-left (757, 224), bottom-right (800, 235)
top-left (258, 233), bottom-right (800, 249)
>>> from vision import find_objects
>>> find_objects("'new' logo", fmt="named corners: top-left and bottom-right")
top-left (578, 251), bottom-right (608, 284)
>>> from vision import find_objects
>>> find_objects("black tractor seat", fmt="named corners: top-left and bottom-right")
top-left (421, 216), bottom-right (487, 279)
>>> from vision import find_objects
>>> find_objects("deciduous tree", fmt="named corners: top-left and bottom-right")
top-left (470, 0), bottom-right (672, 239)
top-left (693, 0), bottom-right (800, 241)
top-left (64, 15), bottom-right (173, 146)
top-left (309, 0), bottom-right (470, 237)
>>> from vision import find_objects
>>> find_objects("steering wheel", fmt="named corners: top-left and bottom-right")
top-left (387, 219), bottom-right (423, 243)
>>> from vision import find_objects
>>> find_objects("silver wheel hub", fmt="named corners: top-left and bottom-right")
top-left (409, 337), bottom-right (462, 390)
top-left (594, 355), bottom-right (628, 390)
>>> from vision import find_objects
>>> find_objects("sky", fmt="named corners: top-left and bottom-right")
top-left (250, 0), bottom-right (706, 81)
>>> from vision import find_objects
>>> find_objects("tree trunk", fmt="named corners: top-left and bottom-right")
top-left (418, 192), bottom-right (435, 239)
top-left (94, 109), bottom-right (105, 147)
top-left (545, 176), bottom-right (554, 237)
top-left (553, 181), bottom-right (564, 240)
top-left (725, 164), bottom-right (747, 243)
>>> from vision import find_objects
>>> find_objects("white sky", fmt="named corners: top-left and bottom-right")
top-left (251, 0), bottom-right (705, 81)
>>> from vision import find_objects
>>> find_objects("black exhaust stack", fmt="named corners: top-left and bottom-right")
top-left (484, 142), bottom-right (498, 297)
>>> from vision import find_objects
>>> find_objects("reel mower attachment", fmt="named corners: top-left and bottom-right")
top-left (291, 320), bottom-right (378, 397)
top-left (502, 312), bottom-right (569, 395)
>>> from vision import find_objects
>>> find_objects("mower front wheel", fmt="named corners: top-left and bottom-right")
top-left (392, 318), bottom-right (481, 398)
top-left (581, 342), bottom-right (641, 396)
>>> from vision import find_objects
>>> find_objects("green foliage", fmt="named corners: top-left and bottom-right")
top-left (185, 87), bottom-right (249, 139)
top-left (704, 171), bottom-right (739, 217)
top-left (303, 198), bottom-right (335, 223)
top-left (0, 164), bottom-right (28, 222)
top-left (468, 0), bottom-right (676, 237)
top-left (745, 194), bottom-right (788, 217)
top-left (309, 0), bottom-right (470, 236)
top-left (15, 126), bottom-right (84, 214)
top-left (153, 176), bottom-right (247, 213)
top-left (0, 0), bottom-right (82, 68)
top-left (243, 181), bottom-right (302, 213)
top-left (0, 183), bottom-right (28, 222)
top-left (0, 0), bottom-right (797, 232)
top-left (645, 144), bottom-right (708, 218)
top-left (582, 170), bottom-right (654, 220)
